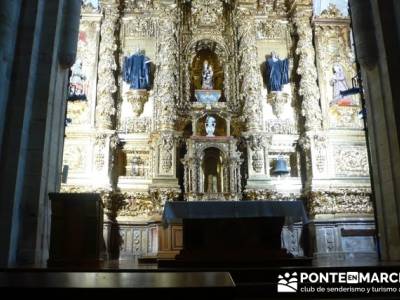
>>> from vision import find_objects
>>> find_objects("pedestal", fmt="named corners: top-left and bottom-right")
top-left (194, 89), bottom-right (221, 104)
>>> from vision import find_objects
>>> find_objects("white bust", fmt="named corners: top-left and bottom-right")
top-left (205, 115), bottom-right (216, 137)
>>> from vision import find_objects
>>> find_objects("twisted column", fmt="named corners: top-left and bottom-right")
top-left (154, 7), bottom-right (179, 130)
top-left (96, 0), bottom-right (119, 129)
top-left (236, 11), bottom-right (263, 131)
top-left (292, 4), bottom-right (322, 131)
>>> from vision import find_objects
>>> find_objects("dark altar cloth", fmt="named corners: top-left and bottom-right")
top-left (162, 201), bottom-right (308, 226)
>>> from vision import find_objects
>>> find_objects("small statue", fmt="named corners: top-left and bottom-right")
top-left (123, 48), bottom-right (151, 90)
top-left (265, 51), bottom-right (289, 92)
top-left (205, 115), bottom-right (216, 137)
top-left (330, 63), bottom-right (350, 105)
top-left (201, 60), bottom-right (214, 90)
top-left (68, 59), bottom-right (87, 100)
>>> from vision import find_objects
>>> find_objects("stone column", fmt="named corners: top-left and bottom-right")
top-left (0, 0), bottom-right (80, 266)
top-left (350, 0), bottom-right (400, 261)
top-left (0, 0), bottom-right (22, 159)
top-left (96, 0), bottom-right (119, 130)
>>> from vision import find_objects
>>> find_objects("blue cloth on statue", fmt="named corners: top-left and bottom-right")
top-left (280, 58), bottom-right (289, 85)
top-left (162, 200), bottom-right (309, 226)
top-left (123, 54), bottom-right (150, 89)
top-left (266, 57), bottom-right (289, 91)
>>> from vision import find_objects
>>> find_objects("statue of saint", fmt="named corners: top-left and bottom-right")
top-left (205, 115), bottom-right (216, 137)
top-left (123, 48), bottom-right (151, 90)
top-left (265, 51), bottom-right (289, 92)
top-left (330, 63), bottom-right (350, 105)
top-left (201, 60), bottom-right (214, 90)
top-left (68, 59), bottom-right (87, 100)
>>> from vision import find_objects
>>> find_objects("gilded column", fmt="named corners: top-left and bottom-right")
top-left (291, 1), bottom-right (322, 132)
top-left (96, 0), bottom-right (119, 130)
top-left (290, 0), bottom-right (325, 195)
top-left (154, 5), bottom-right (179, 131)
top-left (149, 2), bottom-right (181, 201)
top-left (235, 3), bottom-right (269, 197)
top-left (235, 8), bottom-right (263, 131)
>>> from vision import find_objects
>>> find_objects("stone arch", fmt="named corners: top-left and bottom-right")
top-left (197, 143), bottom-right (228, 161)
top-left (185, 37), bottom-right (229, 63)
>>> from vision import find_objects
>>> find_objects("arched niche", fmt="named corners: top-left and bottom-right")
top-left (201, 147), bottom-right (225, 193)
top-left (184, 38), bottom-right (230, 104)
top-left (196, 114), bottom-right (227, 136)
top-left (192, 49), bottom-right (224, 91)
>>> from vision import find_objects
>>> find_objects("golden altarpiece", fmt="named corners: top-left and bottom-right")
top-left (61, 0), bottom-right (376, 262)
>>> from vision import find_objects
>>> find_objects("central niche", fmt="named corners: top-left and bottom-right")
top-left (191, 48), bottom-right (224, 100)
top-left (202, 147), bottom-right (224, 193)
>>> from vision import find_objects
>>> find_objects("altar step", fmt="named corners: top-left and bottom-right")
top-left (157, 256), bottom-right (313, 268)
top-left (3, 264), bottom-right (400, 299)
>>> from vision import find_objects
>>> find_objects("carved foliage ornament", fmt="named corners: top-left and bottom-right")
top-left (124, 89), bottom-right (149, 117)
top-left (100, 191), bottom-right (163, 218)
top-left (94, 133), bottom-right (107, 171)
top-left (256, 20), bottom-right (287, 40)
top-left (123, 117), bottom-right (152, 133)
top-left (125, 150), bottom-right (151, 178)
top-left (119, 192), bottom-right (162, 217)
top-left (257, 0), bottom-right (287, 14)
top-left (63, 143), bottom-right (87, 172)
top-left (246, 133), bottom-right (270, 173)
top-left (251, 151), bottom-right (263, 173)
top-left (265, 119), bottom-right (297, 134)
top-left (313, 134), bottom-right (327, 174)
top-left (268, 92), bottom-right (290, 118)
top-left (245, 189), bottom-right (300, 201)
top-left (125, 0), bottom-right (154, 13)
top-left (150, 187), bottom-right (181, 204)
top-left (159, 132), bottom-right (174, 173)
top-left (329, 106), bottom-right (363, 129)
top-left (191, 0), bottom-right (224, 28)
top-left (123, 17), bottom-right (155, 37)
top-left (334, 146), bottom-right (369, 177)
top-left (67, 101), bottom-right (90, 125)
top-left (308, 189), bottom-right (373, 216)
top-left (247, 133), bottom-right (270, 151)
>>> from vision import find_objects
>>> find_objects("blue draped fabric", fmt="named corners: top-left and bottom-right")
top-left (266, 57), bottom-right (289, 91)
top-left (280, 58), bottom-right (289, 85)
top-left (123, 54), bottom-right (150, 89)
